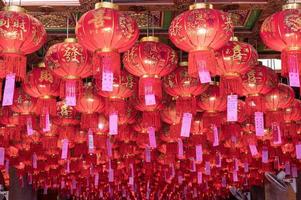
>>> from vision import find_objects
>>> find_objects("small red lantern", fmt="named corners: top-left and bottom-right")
top-left (45, 38), bottom-right (92, 106)
top-left (163, 61), bottom-right (208, 115)
top-left (215, 37), bottom-right (258, 95)
top-left (75, 83), bottom-right (104, 129)
top-left (169, 3), bottom-right (233, 77)
top-left (53, 101), bottom-right (80, 127)
top-left (76, 2), bottom-right (139, 87)
top-left (123, 36), bottom-right (177, 110)
top-left (12, 87), bottom-right (37, 115)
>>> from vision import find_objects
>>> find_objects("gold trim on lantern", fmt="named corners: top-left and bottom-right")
top-left (230, 36), bottom-right (239, 41)
top-left (64, 38), bottom-right (77, 43)
top-left (286, 46), bottom-right (301, 51)
top-left (37, 62), bottom-right (46, 68)
top-left (3, 5), bottom-right (26, 13)
top-left (248, 93), bottom-right (260, 97)
top-left (65, 75), bottom-right (79, 79)
top-left (41, 95), bottom-right (54, 99)
top-left (179, 61), bottom-right (188, 67)
top-left (140, 36), bottom-right (159, 42)
top-left (95, 2), bottom-right (119, 10)
top-left (282, 3), bottom-right (301, 10)
top-left (189, 3), bottom-right (213, 10)
top-left (141, 74), bottom-right (160, 79)
top-left (96, 47), bottom-right (117, 53)
top-left (224, 72), bottom-right (240, 77)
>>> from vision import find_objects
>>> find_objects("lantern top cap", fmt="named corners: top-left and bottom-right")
top-left (37, 62), bottom-right (46, 68)
top-left (140, 36), bottom-right (159, 42)
top-left (189, 3), bottom-right (213, 10)
top-left (64, 38), bottom-right (77, 43)
top-left (230, 36), bottom-right (238, 41)
top-left (95, 2), bottom-right (119, 10)
top-left (179, 61), bottom-right (188, 67)
top-left (3, 5), bottom-right (25, 13)
top-left (282, 3), bottom-right (301, 10)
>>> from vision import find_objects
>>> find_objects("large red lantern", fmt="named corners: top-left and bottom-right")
top-left (123, 36), bottom-right (177, 110)
top-left (76, 2), bottom-right (139, 91)
top-left (0, 5), bottom-right (46, 80)
top-left (169, 3), bottom-right (233, 78)
top-left (45, 38), bottom-right (92, 106)
top-left (260, 3), bottom-right (301, 82)
top-left (215, 37), bottom-right (258, 95)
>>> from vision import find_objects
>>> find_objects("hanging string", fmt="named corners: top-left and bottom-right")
top-left (151, 12), bottom-right (155, 36)
top-left (66, 16), bottom-right (69, 39)
top-left (147, 11), bottom-right (150, 37)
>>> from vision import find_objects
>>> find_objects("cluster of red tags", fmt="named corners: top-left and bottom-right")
top-left (0, 1), bottom-right (300, 200)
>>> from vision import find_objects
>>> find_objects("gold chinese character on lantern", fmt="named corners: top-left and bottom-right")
top-left (60, 104), bottom-right (69, 117)
top-left (88, 10), bottom-right (111, 33)
top-left (63, 46), bottom-right (82, 63)
top-left (247, 69), bottom-right (256, 85)
top-left (39, 70), bottom-right (54, 83)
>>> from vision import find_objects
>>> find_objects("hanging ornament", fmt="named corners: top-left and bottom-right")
top-left (45, 38), bottom-right (92, 106)
top-left (22, 63), bottom-right (60, 131)
top-left (169, 3), bottom-right (233, 78)
top-left (215, 37), bottom-right (258, 95)
top-left (76, 2), bottom-right (139, 91)
top-left (124, 36), bottom-right (177, 110)
top-left (0, 5), bottom-right (46, 103)
top-left (260, 3), bottom-right (301, 87)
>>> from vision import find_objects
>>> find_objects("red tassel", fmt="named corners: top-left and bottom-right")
top-left (220, 75), bottom-right (243, 95)
top-left (176, 97), bottom-right (196, 116)
top-left (139, 77), bottom-right (162, 100)
top-left (142, 111), bottom-right (161, 131)
top-left (81, 113), bottom-right (98, 130)
top-left (245, 95), bottom-right (265, 114)
top-left (93, 51), bottom-right (121, 76)
top-left (265, 110), bottom-right (284, 128)
top-left (281, 49), bottom-right (301, 77)
top-left (188, 49), bottom-right (217, 77)
top-left (0, 53), bottom-right (26, 80)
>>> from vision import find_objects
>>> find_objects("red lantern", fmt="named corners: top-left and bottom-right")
top-left (75, 83), bottom-right (104, 130)
top-left (163, 61), bottom-right (208, 115)
top-left (123, 36), bottom-right (177, 110)
top-left (12, 87), bottom-right (37, 115)
top-left (22, 63), bottom-right (60, 130)
top-left (0, 5), bottom-right (46, 83)
top-left (169, 3), bottom-right (233, 77)
top-left (260, 3), bottom-right (301, 79)
top-left (53, 101), bottom-right (80, 127)
top-left (215, 37), bottom-right (258, 95)
top-left (76, 2), bottom-right (139, 84)
top-left (45, 38), bottom-right (92, 105)
top-left (242, 64), bottom-right (278, 114)
top-left (264, 84), bottom-right (294, 126)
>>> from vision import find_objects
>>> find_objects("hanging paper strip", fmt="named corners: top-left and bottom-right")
top-left (296, 144), bottom-right (301, 159)
top-left (216, 153), bottom-right (221, 168)
top-left (255, 112), bottom-right (264, 137)
top-left (65, 80), bottom-right (77, 106)
top-left (233, 171), bottom-right (238, 182)
top-left (145, 147), bottom-right (151, 163)
top-left (289, 55), bottom-right (300, 87)
top-left (32, 153), bottom-right (37, 169)
top-left (178, 139), bottom-right (184, 158)
top-left (109, 113), bottom-right (118, 135)
top-left (26, 116), bottom-right (34, 136)
top-left (227, 95), bottom-right (238, 122)
top-left (249, 144), bottom-right (258, 157)
top-left (94, 173), bottom-right (99, 187)
top-left (108, 169), bottom-right (114, 182)
top-left (88, 129), bottom-right (94, 154)
top-left (61, 139), bottom-right (69, 160)
top-left (2, 73), bottom-right (15, 106)
top-left (66, 160), bottom-right (70, 173)
top-left (102, 67), bottom-right (113, 92)
top-left (144, 84), bottom-right (156, 106)
top-left (197, 171), bottom-right (202, 184)
top-left (212, 125), bottom-right (219, 146)
top-left (42, 111), bottom-right (51, 132)
top-left (285, 162), bottom-right (291, 175)
top-left (0, 148), bottom-right (4, 166)
top-left (106, 139), bottom-right (112, 157)
top-left (205, 161), bottom-right (211, 176)
top-left (180, 112), bottom-right (192, 137)
top-left (244, 162), bottom-right (249, 173)
top-left (148, 127), bottom-right (157, 148)
top-left (195, 145), bottom-right (203, 163)
top-left (262, 148), bottom-right (269, 163)
top-left (292, 165), bottom-right (298, 178)
top-left (198, 60), bottom-right (211, 83)
top-left (221, 176), bottom-right (227, 188)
